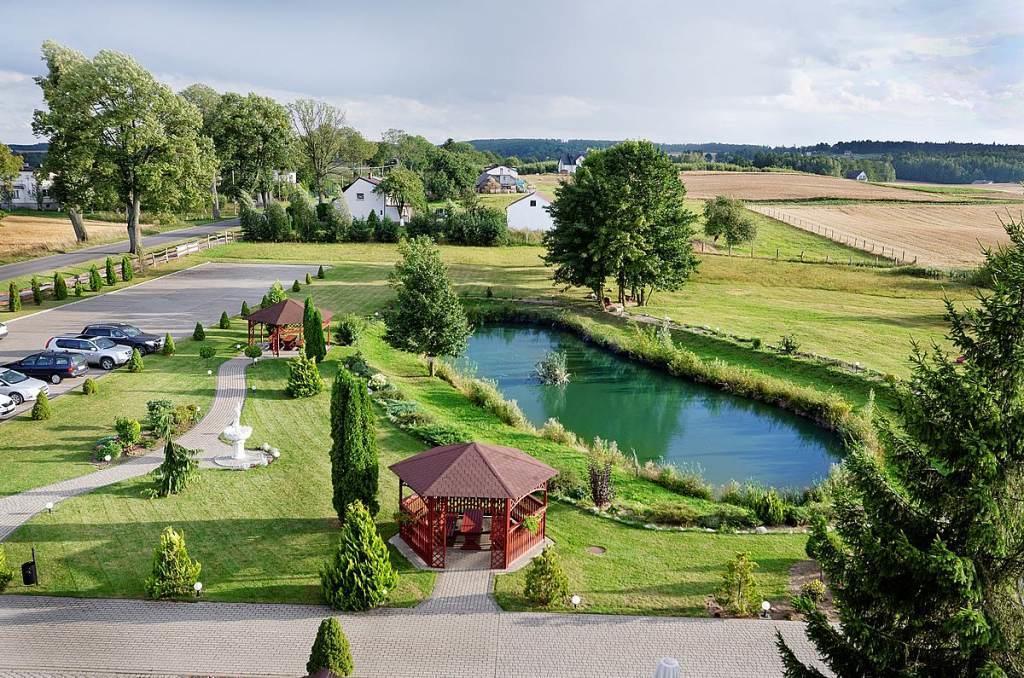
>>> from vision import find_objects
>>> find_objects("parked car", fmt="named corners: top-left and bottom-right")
top-left (81, 323), bottom-right (164, 354)
top-left (4, 352), bottom-right (89, 384)
top-left (45, 335), bottom-right (133, 370)
top-left (0, 368), bottom-right (48, 405)
top-left (0, 393), bottom-right (15, 417)
top-left (0, 322), bottom-right (8, 341)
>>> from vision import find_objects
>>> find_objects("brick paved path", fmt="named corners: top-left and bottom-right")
top-left (0, 357), bottom-right (247, 542)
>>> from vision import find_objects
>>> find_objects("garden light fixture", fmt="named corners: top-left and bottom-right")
top-left (571, 594), bottom-right (581, 609)
top-left (104, 454), bottom-right (112, 463)
top-left (207, 369), bottom-right (212, 376)
top-left (45, 502), bottom-right (54, 514)
top-left (194, 581), bottom-right (203, 597)
top-left (760, 600), bottom-right (771, 619)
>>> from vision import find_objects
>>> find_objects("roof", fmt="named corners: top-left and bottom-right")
top-left (246, 298), bottom-right (334, 326)
top-left (506, 191), bottom-right (548, 209)
top-left (389, 442), bottom-right (558, 499)
top-left (845, 170), bottom-right (866, 179)
top-left (342, 175), bottom-right (382, 192)
top-left (559, 152), bottom-right (584, 165)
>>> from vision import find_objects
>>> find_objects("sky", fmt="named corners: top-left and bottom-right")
top-left (1, 0), bottom-right (1022, 147)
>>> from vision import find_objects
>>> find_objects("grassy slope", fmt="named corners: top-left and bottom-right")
top-left (2, 352), bottom-right (435, 606)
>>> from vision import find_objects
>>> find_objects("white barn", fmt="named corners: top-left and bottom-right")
top-left (506, 192), bottom-right (553, 231)
top-left (341, 176), bottom-right (410, 223)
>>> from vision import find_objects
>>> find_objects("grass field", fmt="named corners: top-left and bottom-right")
top-left (681, 171), bottom-right (956, 202)
top-left (881, 180), bottom-right (1024, 198)
top-left (751, 203), bottom-right (1020, 267)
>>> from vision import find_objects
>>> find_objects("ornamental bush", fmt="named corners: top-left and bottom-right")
top-left (7, 282), bottom-right (20, 312)
top-left (199, 345), bottom-right (216, 359)
top-left (292, 279), bottom-right (301, 292)
top-left (305, 272), bottom-right (313, 285)
top-left (320, 500), bottom-right (397, 611)
top-left (144, 526), bottom-right (201, 599)
top-left (74, 279), bottom-right (84, 297)
top-left (82, 377), bottom-right (98, 395)
top-left (53, 273), bottom-right (68, 300)
top-left (115, 416), bottom-right (142, 452)
top-left (162, 333), bottom-right (175, 356)
top-left (334, 314), bottom-right (363, 346)
top-left (523, 548), bottom-right (569, 607)
top-left (30, 276), bottom-right (42, 305)
top-left (317, 264), bottom-right (325, 279)
top-left (89, 265), bottom-right (102, 291)
top-left (714, 552), bottom-right (760, 617)
top-left (286, 353), bottom-right (324, 398)
top-left (244, 344), bottom-right (263, 359)
top-left (266, 280), bottom-right (288, 305)
top-left (193, 322), bottom-right (206, 341)
top-left (127, 348), bottom-right (144, 373)
top-left (121, 255), bottom-right (134, 282)
top-left (104, 257), bottom-right (116, 285)
top-left (218, 311), bottom-right (230, 329)
top-left (0, 545), bottom-right (13, 593)
top-left (240, 300), bottom-right (251, 317)
top-left (753, 488), bottom-right (786, 526)
top-left (31, 391), bottom-right (51, 420)
top-left (152, 440), bottom-right (199, 497)
top-left (306, 618), bottom-right (353, 677)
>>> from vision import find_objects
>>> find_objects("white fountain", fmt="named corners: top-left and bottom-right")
top-left (213, 402), bottom-right (268, 469)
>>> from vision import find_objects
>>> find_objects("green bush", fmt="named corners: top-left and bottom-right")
top-left (152, 440), bottom-right (199, 497)
top-left (714, 552), bottom-right (760, 616)
top-left (115, 416), bottom-right (142, 451)
top-left (292, 279), bottom-right (301, 292)
top-left (523, 548), bottom-right (569, 607)
top-left (74, 279), bottom-right (84, 297)
top-left (751, 337), bottom-right (762, 350)
top-left (548, 467), bottom-right (588, 501)
top-left (307, 618), bottom-right (353, 677)
top-left (31, 392), bottom-right (51, 420)
top-left (343, 352), bottom-right (372, 378)
top-left (334, 313), bottom-right (364, 346)
top-left (408, 422), bottom-right (466, 447)
top-left (199, 345), bottom-right (216, 360)
top-left (374, 216), bottom-right (404, 243)
top-left (162, 333), bottom-right (175, 356)
top-left (0, 545), bottom-right (13, 593)
top-left (244, 344), bottom-right (263, 358)
top-left (218, 311), bottom-right (230, 329)
top-left (287, 353), bottom-right (324, 398)
top-left (127, 348), bottom-right (144, 373)
top-left (144, 526), bottom-right (201, 599)
top-left (193, 322), bottom-right (206, 341)
top-left (172, 404), bottom-right (201, 433)
top-left (266, 280), bottom-right (287, 305)
top-left (94, 436), bottom-right (122, 461)
top-left (320, 500), bottom-right (397, 611)
top-left (779, 334), bottom-right (800, 354)
top-left (240, 300), bottom-right (251, 317)
top-left (317, 264), bottom-right (325, 279)
top-left (265, 201), bottom-right (291, 241)
top-left (121, 255), bottom-right (134, 282)
top-left (305, 272), bottom-right (313, 285)
top-left (147, 399), bottom-right (175, 435)
top-left (754, 488), bottom-right (787, 526)
top-left (641, 501), bottom-right (700, 526)
top-left (30, 276), bottom-right (42, 305)
top-left (82, 377), bottom-right (98, 395)
top-left (89, 265), bottom-right (102, 291)
top-left (105, 257), bottom-right (116, 285)
top-left (7, 281), bottom-right (21, 312)
top-left (800, 578), bottom-right (827, 603)
top-left (53, 273), bottom-right (68, 300)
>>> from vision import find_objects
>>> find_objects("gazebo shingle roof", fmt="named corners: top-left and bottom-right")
top-left (246, 298), bottom-right (333, 326)
top-left (389, 442), bottom-right (558, 500)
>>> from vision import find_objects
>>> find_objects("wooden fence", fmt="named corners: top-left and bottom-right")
top-left (1, 229), bottom-right (238, 311)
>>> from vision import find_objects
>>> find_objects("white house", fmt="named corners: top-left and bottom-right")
top-left (845, 170), bottom-right (868, 182)
top-left (475, 165), bottom-right (520, 193)
top-left (506, 191), bottom-right (553, 231)
top-left (340, 176), bottom-right (410, 223)
top-left (2, 167), bottom-right (58, 210)
top-left (557, 152), bottom-right (585, 175)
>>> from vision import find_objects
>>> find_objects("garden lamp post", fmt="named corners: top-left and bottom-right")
top-left (571, 594), bottom-right (581, 610)
top-left (760, 600), bottom-right (772, 619)
top-left (45, 502), bottom-right (54, 514)
top-left (194, 581), bottom-right (203, 598)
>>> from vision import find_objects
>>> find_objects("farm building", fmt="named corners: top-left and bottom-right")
top-left (340, 175), bottom-right (411, 223)
top-left (1, 166), bottom-right (58, 210)
top-left (557, 152), bottom-right (585, 174)
top-left (506, 191), bottom-right (553, 231)
top-left (475, 165), bottom-right (520, 193)
top-left (845, 170), bottom-right (868, 181)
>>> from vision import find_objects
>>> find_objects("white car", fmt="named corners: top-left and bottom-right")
top-left (0, 322), bottom-right (7, 340)
top-left (45, 335), bottom-right (134, 370)
top-left (0, 368), bottom-right (48, 406)
top-left (0, 393), bottom-right (14, 417)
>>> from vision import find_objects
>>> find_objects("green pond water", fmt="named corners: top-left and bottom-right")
top-left (458, 325), bottom-right (844, 488)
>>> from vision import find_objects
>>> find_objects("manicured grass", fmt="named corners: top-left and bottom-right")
top-left (0, 323), bottom-right (247, 496)
top-left (2, 353), bottom-right (435, 606)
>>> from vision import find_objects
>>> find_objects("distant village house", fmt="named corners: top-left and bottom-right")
top-left (475, 165), bottom-right (522, 194)
top-left (557, 152), bottom-right (585, 175)
top-left (845, 170), bottom-right (868, 182)
top-left (2, 165), bottom-right (58, 210)
top-left (340, 175), bottom-right (411, 223)
top-left (505, 191), bottom-right (553, 231)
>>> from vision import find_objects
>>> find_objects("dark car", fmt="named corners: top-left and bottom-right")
top-left (81, 322), bottom-right (164, 354)
top-left (4, 351), bottom-right (89, 384)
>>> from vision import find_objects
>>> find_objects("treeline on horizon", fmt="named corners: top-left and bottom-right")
top-left (467, 138), bottom-right (1024, 184)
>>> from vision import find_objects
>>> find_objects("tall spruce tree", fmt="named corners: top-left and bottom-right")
top-left (319, 500), bottom-right (396, 611)
top-left (303, 296), bottom-right (326, 363)
top-left (779, 219), bottom-right (1024, 677)
top-left (329, 368), bottom-right (379, 522)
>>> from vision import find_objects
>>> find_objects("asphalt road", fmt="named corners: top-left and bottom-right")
top-left (0, 218), bottom-right (239, 283)
top-left (0, 261), bottom-right (318, 417)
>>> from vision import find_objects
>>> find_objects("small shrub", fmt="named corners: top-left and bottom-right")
top-left (115, 416), bottom-right (142, 451)
top-left (0, 545), bottom-right (13, 593)
top-left (306, 618), bottom-right (353, 677)
top-left (751, 337), bottom-right (762, 350)
top-left (523, 548), bottom-right (569, 607)
top-left (144, 526), bottom-right (201, 599)
top-left (539, 418), bottom-right (578, 446)
top-left (317, 264), bottom-right (325, 279)
top-left (334, 313), bottom-right (363, 346)
top-left (127, 348), bottom-right (144, 373)
top-left (320, 501), bottom-right (397, 611)
top-left (292, 279), bottom-right (301, 292)
top-left (640, 462), bottom-right (713, 501)
top-left (104, 257), bottom-right (116, 285)
top-left (172, 404), bottom-right (201, 433)
top-left (587, 458), bottom-right (615, 508)
top-left (199, 345), bottom-right (216, 360)
top-left (82, 377), bottom-right (98, 395)
top-left (193, 322), bottom-right (206, 341)
top-left (800, 578), bottom-right (827, 603)
top-left (642, 501), bottom-right (700, 526)
top-left (486, 286), bottom-right (494, 299)
top-left (779, 334), bottom-right (800, 354)
top-left (241, 300), bottom-right (251, 317)
top-left (31, 392), bottom-right (51, 420)
top-left (343, 352), bottom-right (372, 378)
top-left (305, 272), bottom-right (313, 285)
top-left (266, 280), bottom-right (287, 304)
top-left (367, 373), bottom-right (389, 391)
top-left (218, 311), bottom-right (230, 329)
top-left (162, 333), bottom-right (175, 356)
top-left (53, 273), bottom-right (68, 300)
top-left (74, 279), bottom-right (84, 297)
top-left (7, 281), bottom-right (21, 312)
top-left (409, 422), bottom-right (466, 447)
top-left (94, 436), bottom-right (122, 461)
top-left (548, 467), bottom-right (588, 501)
top-left (714, 552), bottom-right (760, 617)
top-left (244, 344), bottom-right (263, 358)
top-left (30, 276), bottom-right (42, 305)
top-left (121, 255), bottom-right (134, 282)
top-left (89, 265), bottom-right (102, 291)
top-left (147, 399), bottom-right (174, 434)
top-left (287, 353), bottom-right (324, 398)
top-left (535, 350), bottom-right (571, 385)
top-left (754, 488), bottom-right (787, 526)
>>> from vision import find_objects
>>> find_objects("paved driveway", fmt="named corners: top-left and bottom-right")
top-left (0, 219), bottom-right (238, 283)
top-left (0, 261), bottom-right (317, 415)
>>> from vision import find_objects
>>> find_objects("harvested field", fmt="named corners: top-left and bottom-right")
top-left (883, 180), bottom-right (1024, 198)
top-left (749, 203), bottom-right (1021, 268)
top-left (681, 171), bottom-right (954, 202)
top-left (0, 215), bottom-right (129, 260)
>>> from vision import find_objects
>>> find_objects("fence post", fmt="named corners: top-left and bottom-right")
top-left (776, 248), bottom-right (779, 260)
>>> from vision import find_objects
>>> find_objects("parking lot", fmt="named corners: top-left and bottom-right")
top-left (0, 261), bottom-right (319, 417)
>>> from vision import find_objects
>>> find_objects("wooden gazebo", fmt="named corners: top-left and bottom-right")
top-left (246, 298), bottom-right (333, 356)
top-left (390, 442), bottom-right (558, 570)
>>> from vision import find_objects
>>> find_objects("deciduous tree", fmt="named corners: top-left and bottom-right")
top-left (703, 195), bottom-right (757, 248)
top-left (179, 83), bottom-right (223, 219)
top-left (209, 93), bottom-right (293, 206)
top-left (289, 99), bottom-right (348, 203)
top-left (374, 167), bottom-right (425, 225)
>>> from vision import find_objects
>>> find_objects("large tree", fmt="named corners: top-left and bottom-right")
top-left (179, 83), bottom-right (223, 219)
top-left (289, 99), bottom-right (348, 203)
top-left (209, 92), bottom-right (293, 206)
top-left (779, 219), bottom-right (1024, 677)
top-left (383, 236), bottom-right (470, 376)
top-left (374, 167), bottom-right (425, 225)
top-left (703, 195), bottom-right (757, 249)
top-left (544, 140), bottom-right (699, 306)
top-left (32, 42), bottom-right (215, 254)
top-left (329, 368), bottom-right (379, 522)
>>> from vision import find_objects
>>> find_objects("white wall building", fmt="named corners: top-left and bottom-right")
top-left (340, 176), bottom-right (410, 223)
top-left (557, 152), bottom-right (585, 175)
top-left (506, 191), bottom-right (553, 231)
top-left (475, 165), bottom-right (520, 193)
top-left (3, 168), bottom-right (58, 210)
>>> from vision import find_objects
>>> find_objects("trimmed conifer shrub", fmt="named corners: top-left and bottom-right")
top-left (162, 333), bottom-right (175, 356)
top-left (144, 526), bottom-right (201, 599)
top-left (8, 281), bottom-right (21, 312)
top-left (121, 255), bottom-right (134, 281)
top-left (30, 276), bottom-right (42, 305)
top-left (82, 377), bottom-right (98, 395)
top-left (303, 297), bottom-right (326, 363)
top-left (89, 265), bottom-right (102, 291)
top-left (306, 618), bottom-right (353, 677)
top-left (241, 300), bottom-right (251, 317)
top-left (31, 391), bottom-right (51, 420)
top-left (193, 322), bottom-right (206, 341)
top-left (286, 353), bottom-right (324, 398)
top-left (259, 294), bottom-right (271, 309)
top-left (53, 273), bottom-right (68, 300)
top-left (523, 547), bottom-right (569, 607)
top-left (0, 545), bottom-right (13, 593)
top-left (219, 311), bottom-right (230, 329)
top-left (714, 552), bottom-right (760, 616)
top-left (305, 272), bottom-right (313, 285)
top-left (74, 279), bottom-right (84, 297)
top-left (153, 440), bottom-right (199, 497)
top-left (320, 500), bottom-right (397, 611)
top-left (292, 279), bottom-right (301, 292)
top-left (104, 257), bottom-right (116, 285)
top-left (127, 347), bottom-right (144, 373)
top-left (317, 264), bottom-right (325, 279)
top-left (330, 369), bottom-right (379, 521)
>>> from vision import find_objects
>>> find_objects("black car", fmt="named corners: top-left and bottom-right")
top-left (4, 351), bottom-right (89, 384)
top-left (81, 322), bottom-right (164, 354)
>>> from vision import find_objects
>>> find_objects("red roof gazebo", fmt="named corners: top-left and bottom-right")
top-left (390, 442), bottom-right (558, 569)
top-left (246, 298), bottom-right (333, 356)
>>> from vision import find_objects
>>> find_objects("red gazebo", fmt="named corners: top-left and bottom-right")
top-left (246, 298), bottom-right (333, 356)
top-left (390, 442), bottom-right (558, 570)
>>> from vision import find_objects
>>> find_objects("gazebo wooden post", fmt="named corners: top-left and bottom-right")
top-left (490, 497), bottom-right (511, 570)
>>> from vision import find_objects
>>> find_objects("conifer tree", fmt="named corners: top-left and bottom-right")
top-left (30, 276), bottom-right (42, 305)
top-left (193, 322), bottom-right (206, 341)
top-left (286, 352), bottom-right (324, 397)
top-left (292, 279), bottom-right (301, 292)
top-left (317, 264), bottom-right (325, 279)
top-left (127, 347), bottom-right (144, 372)
top-left (74, 279), bottom-right (84, 297)
top-left (320, 500), bottom-right (396, 611)
top-left (305, 272), bottom-right (313, 285)
top-left (121, 255), bottom-right (134, 281)
top-left (53, 272), bottom-right (68, 300)
top-left (153, 440), bottom-right (199, 497)
top-left (104, 256), bottom-right (116, 285)
top-left (240, 300), bottom-right (251, 317)
top-left (7, 282), bottom-right (20, 312)
top-left (144, 526), bottom-right (201, 599)
top-left (162, 333), bottom-right (175, 356)
top-left (306, 618), bottom-right (353, 677)
top-left (329, 369), bottom-right (379, 522)
top-left (523, 547), bottom-right (569, 606)
top-left (31, 391), bottom-right (51, 420)
top-left (303, 297), bottom-right (326, 363)
top-left (779, 220), bottom-right (1024, 676)
top-left (219, 311), bottom-right (230, 329)
top-left (89, 264), bottom-right (102, 291)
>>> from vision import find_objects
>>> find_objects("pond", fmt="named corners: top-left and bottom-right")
top-left (457, 324), bottom-right (844, 489)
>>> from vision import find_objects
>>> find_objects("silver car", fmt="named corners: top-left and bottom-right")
top-left (0, 368), bottom-right (48, 406)
top-left (45, 335), bottom-right (133, 370)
